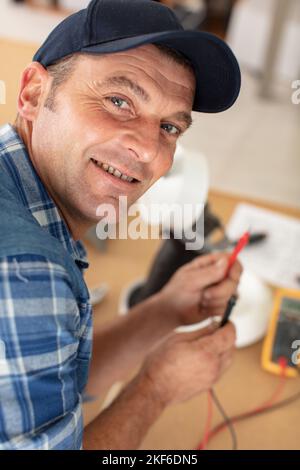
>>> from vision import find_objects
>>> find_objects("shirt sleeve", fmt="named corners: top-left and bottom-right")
top-left (0, 254), bottom-right (84, 450)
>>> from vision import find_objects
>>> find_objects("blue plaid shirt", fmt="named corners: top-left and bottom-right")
top-left (0, 124), bottom-right (93, 449)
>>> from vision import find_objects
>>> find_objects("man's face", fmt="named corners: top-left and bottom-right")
top-left (31, 44), bottom-right (195, 228)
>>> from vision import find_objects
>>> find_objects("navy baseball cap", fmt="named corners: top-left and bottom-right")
top-left (33, 0), bottom-right (241, 113)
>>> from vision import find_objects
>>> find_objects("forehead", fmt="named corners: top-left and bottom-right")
top-left (75, 44), bottom-right (196, 108)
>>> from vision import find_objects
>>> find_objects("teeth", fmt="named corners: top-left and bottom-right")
top-left (120, 174), bottom-right (133, 182)
top-left (91, 158), bottom-right (136, 183)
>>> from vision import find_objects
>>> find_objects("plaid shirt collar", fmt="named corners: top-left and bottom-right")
top-left (0, 123), bottom-right (89, 270)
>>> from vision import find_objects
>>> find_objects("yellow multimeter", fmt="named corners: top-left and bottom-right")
top-left (262, 288), bottom-right (300, 378)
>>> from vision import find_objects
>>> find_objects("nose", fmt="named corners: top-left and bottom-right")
top-left (124, 117), bottom-right (160, 164)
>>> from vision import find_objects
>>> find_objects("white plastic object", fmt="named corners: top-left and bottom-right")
top-left (231, 269), bottom-right (274, 348)
top-left (136, 143), bottom-right (209, 232)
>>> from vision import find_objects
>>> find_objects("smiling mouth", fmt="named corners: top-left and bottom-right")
top-left (90, 158), bottom-right (140, 184)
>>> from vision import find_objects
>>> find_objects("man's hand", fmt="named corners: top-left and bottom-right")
top-left (85, 253), bottom-right (242, 404)
top-left (157, 252), bottom-right (243, 327)
top-left (141, 322), bottom-right (236, 407)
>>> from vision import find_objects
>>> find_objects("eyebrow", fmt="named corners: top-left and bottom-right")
top-left (171, 111), bottom-right (193, 130)
top-left (95, 75), bottom-right (193, 130)
top-left (97, 75), bottom-right (150, 102)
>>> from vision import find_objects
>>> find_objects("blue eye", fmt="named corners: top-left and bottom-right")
top-left (161, 123), bottom-right (181, 136)
top-left (109, 96), bottom-right (130, 110)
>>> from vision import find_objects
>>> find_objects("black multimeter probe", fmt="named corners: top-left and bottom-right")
top-left (219, 294), bottom-right (238, 327)
top-left (219, 231), bottom-right (250, 327)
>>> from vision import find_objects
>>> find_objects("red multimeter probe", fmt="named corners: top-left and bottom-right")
top-left (219, 231), bottom-right (250, 327)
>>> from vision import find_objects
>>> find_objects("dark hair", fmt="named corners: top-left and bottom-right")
top-left (154, 43), bottom-right (194, 73)
top-left (43, 53), bottom-right (80, 110)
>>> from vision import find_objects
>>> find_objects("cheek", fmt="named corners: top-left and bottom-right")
top-left (147, 150), bottom-right (174, 188)
top-left (161, 158), bottom-right (173, 178)
top-left (57, 94), bottom-right (119, 147)
top-left (76, 96), bottom-right (121, 128)
top-left (79, 113), bottom-right (130, 154)
top-left (158, 146), bottom-right (175, 175)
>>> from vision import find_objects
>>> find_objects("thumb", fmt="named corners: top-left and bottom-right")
top-left (190, 257), bottom-right (228, 291)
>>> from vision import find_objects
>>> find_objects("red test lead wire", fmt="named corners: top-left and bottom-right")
top-left (196, 355), bottom-right (288, 450)
top-left (225, 230), bottom-right (250, 277)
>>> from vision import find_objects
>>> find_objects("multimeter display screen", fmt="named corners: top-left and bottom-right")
top-left (271, 296), bottom-right (300, 367)
top-left (281, 297), bottom-right (300, 320)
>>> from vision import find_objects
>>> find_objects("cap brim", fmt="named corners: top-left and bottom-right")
top-left (81, 30), bottom-right (241, 113)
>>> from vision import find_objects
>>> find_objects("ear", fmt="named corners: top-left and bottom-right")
top-left (17, 62), bottom-right (49, 121)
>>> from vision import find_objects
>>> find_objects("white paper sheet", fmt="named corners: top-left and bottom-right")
top-left (226, 203), bottom-right (300, 290)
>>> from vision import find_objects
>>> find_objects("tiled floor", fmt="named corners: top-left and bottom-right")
top-left (1, 0), bottom-right (299, 209)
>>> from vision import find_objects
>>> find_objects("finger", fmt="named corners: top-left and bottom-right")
top-left (204, 322), bottom-right (236, 355)
top-left (202, 278), bottom-right (238, 303)
top-left (220, 345), bottom-right (235, 360)
top-left (219, 347), bottom-right (235, 373)
top-left (201, 306), bottom-right (229, 317)
top-left (187, 252), bottom-right (225, 271)
top-left (201, 296), bottom-right (235, 308)
top-left (186, 257), bottom-right (229, 291)
top-left (227, 259), bottom-right (243, 282)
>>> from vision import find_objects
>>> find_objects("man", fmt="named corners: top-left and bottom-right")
top-left (0, 0), bottom-right (242, 450)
